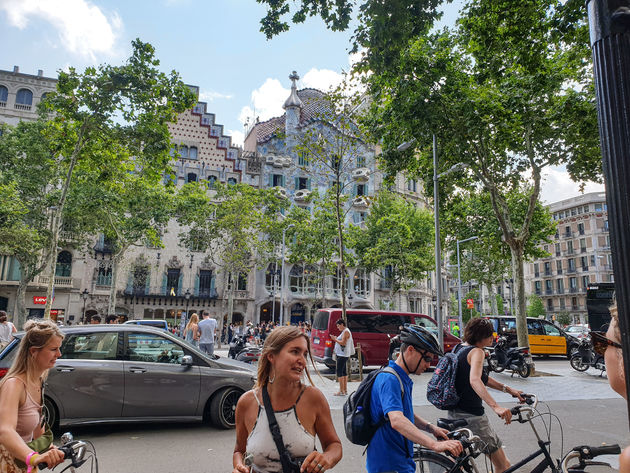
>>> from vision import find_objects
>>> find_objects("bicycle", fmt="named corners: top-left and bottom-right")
top-left (37, 432), bottom-right (99, 473)
top-left (413, 394), bottom-right (620, 473)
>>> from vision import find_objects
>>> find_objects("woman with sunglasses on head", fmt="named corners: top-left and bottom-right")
top-left (596, 305), bottom-right (630, 472)
top-left (231, 325), bottom-right (342, 473)
top-left (0, 320), bottom-right (66, 472)
top-left (448, 317), bottom-right (525, 473)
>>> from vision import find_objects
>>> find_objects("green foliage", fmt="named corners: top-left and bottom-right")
top-left (351, 190), bottom-right (434, 294)
top-left (496, 294), bottom-right (505, 315)
top-left (527, 294), bottom-right (546, 319)
top-left (556, 311), bottom-right (571, 326)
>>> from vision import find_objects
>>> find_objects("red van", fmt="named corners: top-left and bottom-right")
top-left (310, 309), bottom-right (460, 369)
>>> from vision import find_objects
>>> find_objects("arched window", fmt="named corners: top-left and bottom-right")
top-left (265, 263), bottom-right (279, 291)
top-left (227, 177), bottom-right (237, 185)
top-left (289, 264), bottom-right (303, 293)
top-left (189, 146), bottom-right (198, 159)
top-left (331, 267), bottom-right (349, 295)
top-left (179, 145), bottom-right (189, 158)
top-left (186, 172), bottom-right (197, 183)
top-left (0, 86), bottom-right (8, 103)
top-left (303, 264), bottom-right (319, 295)
top-left (15, 88), bottom-right (33, 106)
top-left (207, 175), bottom-right (217, 189)
top-left (353, 268), bottom-right (371, 298)
top-left (40, 92), bottom-right (48, 103)
top-left (55, 251), bottom-right (72, 277)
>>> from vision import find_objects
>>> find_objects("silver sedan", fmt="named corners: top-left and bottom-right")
top-left (0, 325), bottom-right (255, 430)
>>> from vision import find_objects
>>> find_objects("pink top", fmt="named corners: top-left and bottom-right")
top-left (11, 377), bottom-right (42, 442)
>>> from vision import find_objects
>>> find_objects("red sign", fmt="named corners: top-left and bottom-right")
top-left (33, 296), bottom-right (55, 305)
top-left (466, 298), bottom-right (474, 309)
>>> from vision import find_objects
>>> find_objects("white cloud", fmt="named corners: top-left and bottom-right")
top-left (302, 68), bottom-right (343, 92)
top-left (227, 129), bottom-right (244, 147)
top-left (199, 90), bottom-right (233, 102)
top-left (0, 0), bottom-right (122, 59)
top-left (238, 78), bottom-right (288, 127)
top-left (540, 165), bottom-right (605, 204)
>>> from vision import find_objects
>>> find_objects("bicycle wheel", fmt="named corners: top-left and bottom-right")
top-left (414, 449), bottom-right (462, 472)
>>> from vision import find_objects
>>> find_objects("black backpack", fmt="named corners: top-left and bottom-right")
top-left (343, 366), bottom-right (403, 446)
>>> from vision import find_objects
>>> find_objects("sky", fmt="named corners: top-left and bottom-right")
top-left (0, 0), bottom-right (604, 204)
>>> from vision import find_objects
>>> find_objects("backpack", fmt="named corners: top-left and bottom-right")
top-left (343, 366), bottom-right (403, 446)
top-left (426, 344), bottom-right (463, 410)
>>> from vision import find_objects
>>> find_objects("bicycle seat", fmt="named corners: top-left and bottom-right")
top-left (437, 418), bottom-right (468, 431)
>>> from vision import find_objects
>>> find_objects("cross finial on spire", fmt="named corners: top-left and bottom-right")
top-left (289, 71), bottom-right (300, 85)
top-left (283, 70), bottom-right (303, 110)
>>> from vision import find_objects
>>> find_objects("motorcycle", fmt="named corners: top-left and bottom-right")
top-left (488, 336), bottom-right (532, 378)
top-left (228, 335), bottom-right (261, 364)
top-left (570, 337), bottom-right (606, 374)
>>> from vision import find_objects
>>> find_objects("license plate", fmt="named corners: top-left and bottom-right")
top-left (314, 337), bottom-right (320, 344)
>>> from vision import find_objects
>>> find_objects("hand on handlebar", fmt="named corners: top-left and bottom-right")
top-left (430, 425), bottom-right (450, 441)
top-left (508, 387), bottom-right (525, 402)
top-left (232, 464), bottom-right (250, 473)
top-left (493, 406), bottom-right (513, 424)
top-left (38, 446), bottom-right (65, 468)
top-left (432, 439), bottom-right (463, 457)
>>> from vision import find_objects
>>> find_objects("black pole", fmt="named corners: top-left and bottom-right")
top-left (586, 0), bottom-right (630, 425)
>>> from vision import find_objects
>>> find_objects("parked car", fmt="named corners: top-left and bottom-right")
top-left (485, 316), bottom-right (579, 357)
top-left (310, 309), bottom-right (460, 370)
top-left (565, 325), bottom-right (591, 340)
top-left (123, 319), bottom-right (169, 330)
top-left (0, 325), bottom-right (255, 430)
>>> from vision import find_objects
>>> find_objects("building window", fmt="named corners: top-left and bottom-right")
top-left (580, 238), bottom-right (587, 252)
top-left (297, 177), bottom-right (309, 190)
top-left (167, 268), bottom-right (180, 295)
top-left (544, 262), bottom-right (551, 276)
top-left (578, 223), bottom-right (585, 235)
top-left (298, 153), bottom-right (310, 166)
top-left (332, 267), bottom-right (349, 294)
top-left (604, 220), bottom-right (609, 231)
top-left (569, 277), bottom-right (577, 291)
top-left (534, 280), bottom-right (542, 295)
top-left (356, 184), bottom-right (366, 196)
top-left (272, 174), bottom-right (285, 187)
top-left (545, 280), bottom-right (553, 294)
top-left (265, 263), bottom-right (279, 291)
top-left (353, 268), bottom-right (371, 298)
top-left (227, 177), bottom-right (237, 185)
top-left (595, 203), bottom-right (603, 211)
top-left (567, 240), bottom-right (574, 254)
top-left (15, 88), bottom-right (33, 106)
top-left (407, 180), bottom-right (417, 192)
top-left (132, 265), bottom-right (149, 296)
top-left (582, 275), bottom-right (589, 288)
top-left (534, 263), bottom-right (539, 277)
top-left (556, 260), bottom-right (563, 274)
top-left (0, 85), bottom-right (7, 103)
top-left (555, 243), bottom-right (560, 256)
top-left (356, 155), bottom-right (366, 167)
top-left (189, 146), bottom-right (198, 159)
top-left (556, 279), bottom-right (564, 294)
top-left (96, 264), bottom-right (112, 286)
top-left (179, 145), bottom-right (189, 158)
top-left (55, 251), bottom-right (72, 277)
top-left (238, 273), bottom-right (247, 291)
top-left (186, 172), bottom-right (198, 183)
top-left (547, 299), bottom-right (554, 310)
top-left (568, 258), bottom-right (576, 272)
top-left (199, 270), bottom-right (214, 297)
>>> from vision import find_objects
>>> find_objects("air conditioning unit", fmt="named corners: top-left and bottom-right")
top-left (351, 167), bottom-right (370, 182)
top-left (294, 189), bottom-right (311, 201)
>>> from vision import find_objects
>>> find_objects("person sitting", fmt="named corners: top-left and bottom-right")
top-left (232, 326), bottom-right (342, 473)
top-left (0, 320), bottom-right (66, 472)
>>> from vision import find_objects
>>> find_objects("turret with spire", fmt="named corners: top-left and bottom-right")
top-left (283, 71), bottom-right (302, 135)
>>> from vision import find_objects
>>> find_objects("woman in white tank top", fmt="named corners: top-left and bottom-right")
top-left (232, 326), bottom-right (342, 473)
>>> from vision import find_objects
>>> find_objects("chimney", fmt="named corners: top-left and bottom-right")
top-left (37, 70), bottom-right (43, 77)
top-left (13, 66), bottom-right (19, 74)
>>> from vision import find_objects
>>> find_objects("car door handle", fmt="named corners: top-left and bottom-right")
top-left (56, 366), bottom-right (74, 372)
top-left (129, 367), bottom-right (146, 373)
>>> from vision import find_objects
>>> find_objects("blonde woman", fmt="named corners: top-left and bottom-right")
top-left (0, 320), bottom-right (66, 472)
top-left (184, 313), bottom-right (199, 346)
top-left (232, 326), bottom-right (342, 473)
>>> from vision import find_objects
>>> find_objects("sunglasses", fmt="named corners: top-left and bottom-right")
top-left (591, 331), bottom-right (622, 356)
top-left (414, 349), bottom-right (434, 362)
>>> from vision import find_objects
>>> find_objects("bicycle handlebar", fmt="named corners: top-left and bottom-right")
top-left (509, 393), bottom-right (537, 417)
top-left (37, 439), bottom-right (87, 470)
top-left (560, 444), bottom-right (621, 473)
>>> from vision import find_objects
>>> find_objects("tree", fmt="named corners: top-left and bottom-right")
top-left (527, 294), bottom-right (546, 319)
top-left (177, 182), bottom-right (288, 331)
top-left (350, 190), bottom-right (434, 309)
top-left (35, 38), bottom-right (195, 319)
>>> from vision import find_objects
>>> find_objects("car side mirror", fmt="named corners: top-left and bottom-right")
top-left (181, 355), bottom-right (193, 366)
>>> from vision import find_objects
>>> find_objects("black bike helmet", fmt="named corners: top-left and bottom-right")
top-left (399, 324), bottom-right (444, 357)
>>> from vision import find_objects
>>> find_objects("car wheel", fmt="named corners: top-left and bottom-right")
top-left (209, 387), bottom-right (242, 429)
top-left (349, 356), bottom-right (360, 374)
top-left (43, 397), bottom-right (59, 432)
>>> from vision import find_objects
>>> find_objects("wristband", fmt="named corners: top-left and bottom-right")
top-left (26, 452), bottom-right (38, 473)
top-left (502, 384), bottom-right (508, 393)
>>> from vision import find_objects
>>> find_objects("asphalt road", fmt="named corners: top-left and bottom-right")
top-left (62, 359), bottom-right (629, 473)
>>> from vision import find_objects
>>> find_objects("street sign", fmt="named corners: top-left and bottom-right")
top-left (466, 298), bottom-right (474, 309)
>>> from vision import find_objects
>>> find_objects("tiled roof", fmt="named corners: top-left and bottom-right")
top-left (248, 88), bottom-right (333, 144)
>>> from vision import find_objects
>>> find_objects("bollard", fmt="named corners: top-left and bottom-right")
top-left (357, 343), bottom-right (363, 381)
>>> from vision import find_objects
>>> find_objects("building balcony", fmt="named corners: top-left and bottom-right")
top-left (581, 266), bottom-right (589, 272)
top-left (535, 289), bottom-right (542, 295)
top-left (294, 189), bottom-right (311, 202)
top-left (557, 269), bottom-right (563, 274)
top-left (37, 275), bottom-right (74, 287)
top-left (567, 268), bottom-right (577, 274)
top-left (351, 167), bottom-right (370, 182)
top-left (352, 196), bottom-right (369, 209)
top-left (534, 272), bottom-right (540, 278)
top-left (544, 270), bottom-right (552, 276)
top-left (545, 289), bottom-right (553, 295)
top-left (562, 232), bottom-right (573, 239)
top-left (274, 186), bottom-right (288, 199)
top-left (14, 103), bottom-right (32, 111)
top-left (569, 287), bottom-right (578, 293)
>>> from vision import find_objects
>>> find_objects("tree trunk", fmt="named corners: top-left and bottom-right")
top-left (108, 256), bottom-right (122, 316)
top-left (43, 213), bottom-right (59, 320)
top-left (489, 284), bottom-right (498, 315)
top-left (14, 279), bottom-right (28, 329)
top-left (509, 242), bottom-right (533, 368)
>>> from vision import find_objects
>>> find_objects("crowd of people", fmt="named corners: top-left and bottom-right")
top-left (0, 306), bottom-right (628, 473)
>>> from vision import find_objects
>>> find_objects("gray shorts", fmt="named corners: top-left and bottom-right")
top-left (199, 342), bottom-right (214, 356)
top-left (448, 409), bottom-right (502, 454)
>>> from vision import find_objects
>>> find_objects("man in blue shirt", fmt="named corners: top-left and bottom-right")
top-left (367, 325), bottom-right (463, 473)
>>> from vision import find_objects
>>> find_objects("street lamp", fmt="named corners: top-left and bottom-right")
top-left (457, 236), bottom-right (478, 332)
top-left (280, 223), bottom-right (295, 325)
top-left (270, 266), bottom-right (281, 323)
top-left (81, 289), bottom-right (89, 324)
top-left (397, 136), bottom-right (468, 348)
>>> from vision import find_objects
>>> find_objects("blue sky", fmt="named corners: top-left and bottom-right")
top-left (0, 0), bottom-right (603, 202)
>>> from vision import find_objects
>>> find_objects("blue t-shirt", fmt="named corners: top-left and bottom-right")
top-left (366, 361), bottom-right (414, 473)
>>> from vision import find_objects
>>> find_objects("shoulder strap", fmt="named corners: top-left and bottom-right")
top-left (382, 366), bottom-right (404, 399)
top-left (261, 385), bottom-right (293, 473)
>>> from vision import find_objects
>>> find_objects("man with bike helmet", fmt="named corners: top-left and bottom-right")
top-left (366, 324), bottom-right (463, 473)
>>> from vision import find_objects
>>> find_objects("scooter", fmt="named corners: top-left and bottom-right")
top-left (570, 337), bottom-right (606, 374)
top-left (488, 336), bottom-right (531, 378)
top-left (228, 335), bottom-right (261, 363)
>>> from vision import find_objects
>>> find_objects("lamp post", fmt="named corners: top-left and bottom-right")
top-left (270, 267), bottom-right (280, 323)
top-left (81, 289), bottom-right (89, 324)
top-left (457, 236), bottom-right (478, 331)
top-left (280, 224), bottom-right (295, 325)
top-left (398, 137), bottom-right (467, 348)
